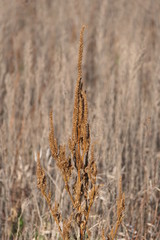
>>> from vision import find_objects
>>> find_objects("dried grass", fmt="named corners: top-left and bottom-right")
top-left (0, 1), bottom-right (160, 239)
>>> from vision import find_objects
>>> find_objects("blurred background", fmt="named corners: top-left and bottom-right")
top-left (0, 0), bottom-right (160, 239)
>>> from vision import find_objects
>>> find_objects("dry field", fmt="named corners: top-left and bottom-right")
top-left (0, 0), bottom-right (160, 239)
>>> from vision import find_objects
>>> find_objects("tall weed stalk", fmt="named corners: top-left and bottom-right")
top-left (37, 26), bottom-right (124, 240)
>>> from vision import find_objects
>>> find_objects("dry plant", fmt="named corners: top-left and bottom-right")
top-left (37, 26), bottom-right (124, 240)
top-left (108, 177), bottom-right (125, 240)
top-left (1, 1), bottom-right (160, 239)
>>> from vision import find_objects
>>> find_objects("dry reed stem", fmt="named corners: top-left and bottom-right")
top-left (109, 177), bottom-right (125, 240)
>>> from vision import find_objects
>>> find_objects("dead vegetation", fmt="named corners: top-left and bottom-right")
top-left (0, 1), bottom-right (160, 239)
top-left (37, 26), bottom-right (125, 239)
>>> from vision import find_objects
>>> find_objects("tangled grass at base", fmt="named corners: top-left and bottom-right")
top-left (37, 26), bottom-right (125, 240)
